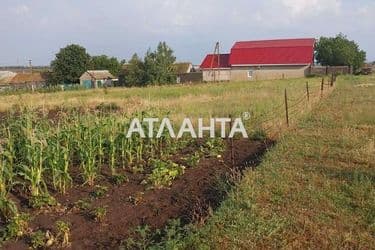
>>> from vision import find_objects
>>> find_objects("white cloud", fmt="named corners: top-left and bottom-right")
top-left (281, 0), bottom-right (341, 17)
top-left (12, 4), bottom-right (30, 16)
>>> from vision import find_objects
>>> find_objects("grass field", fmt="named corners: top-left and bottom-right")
top-left (0, 78), bottom-right (323, 121)
top-left (153, 75), bottom-right (375, 249)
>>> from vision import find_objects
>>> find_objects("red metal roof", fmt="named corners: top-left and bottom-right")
top-left (232, 38), bottom-right (315, 49)
top-left (229, 38), bottom-right (315, 65)
top-left (200, 54), bottom-right (230, 69)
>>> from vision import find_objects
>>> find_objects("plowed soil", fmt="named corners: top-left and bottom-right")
top-left (3, 138), bottom-right (273, 249)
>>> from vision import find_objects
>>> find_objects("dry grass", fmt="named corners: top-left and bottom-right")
top-left (0, 78), bottom-right (321, 120)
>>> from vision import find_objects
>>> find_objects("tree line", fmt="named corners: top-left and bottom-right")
top-left (47, 34), bottom-right (367, 86)
top-left (48, 42), bottom-right (177, 86)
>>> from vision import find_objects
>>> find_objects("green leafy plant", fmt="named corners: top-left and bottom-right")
top-left (2, 213), bottom-right (30, 241)
top-left (122, 225), bottom-right (155, 250)
top-left (200, 138), bottom-right (225, 157)
top-left (145, 160), bottom-right (185, 189)
top-left (29, 230), bottom-right (45, 249)
top-left (182, 151), bottom-right (201, 168)
top-left (29, 194), bottom-right (57, 209)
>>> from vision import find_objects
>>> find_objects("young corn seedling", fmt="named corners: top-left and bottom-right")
top-left (55, 220), bottom-right (71, 247)
top-left (91, 206), bottom-right (107, 222)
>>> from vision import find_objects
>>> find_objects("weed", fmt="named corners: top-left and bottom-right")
top-left (127, 192), bottom-right (144, 206)
top-left (92, 206), bottom-right (107, 222)
top-left (28, 194), bottom-right (57, 209)
top-left (1, 213), bottom-right (30, 240)
top-left (74, 199), bottom-right (91, 211)
top-left (55, 220), bottom-right (71, 247)
top-left (29, 230), bottom-right (45, 249)
top-left (200, 138), bottom-right (225, 157)
top-left (90, 185), bottom-right (108, 198)
top-left (111, 174), bottom-right (129, 185)
top-left (182, 151), bottom-right (201, 168)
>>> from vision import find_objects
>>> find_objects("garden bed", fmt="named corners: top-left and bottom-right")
top-left (3, 138), bottom-right (272, 249)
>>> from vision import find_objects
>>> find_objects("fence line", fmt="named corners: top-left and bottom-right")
top-left (249, 76), bottom-right (336, 138)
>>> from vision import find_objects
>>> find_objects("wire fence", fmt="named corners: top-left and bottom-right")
top-left (247, 75), bottom-right (337, 138)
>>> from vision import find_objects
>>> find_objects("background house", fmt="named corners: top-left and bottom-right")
top-left (173, 62), bottom-right (193, 75)
top-left (80, 70), bottom-right (117, 88)
top-left (0, 71), bottom-right (16, 85)
top-left (174, 62), bottom-right (203, 83)
top-left (0, 72), bottom-right (46, 90)
top-left (200, 38), bottom-right (316, 82)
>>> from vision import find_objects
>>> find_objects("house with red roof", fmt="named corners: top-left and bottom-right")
top-left (200, 38), bottom-right (315, 82)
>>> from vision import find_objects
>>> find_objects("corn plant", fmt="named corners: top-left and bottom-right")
top-left (78, 125), bottom-right (99, 186)
top-left (47, 132), bottom-right (72, 194)
top-left (19, 138), bottom-right (47, 198)
top-left (0, 153), bottom-right (18, 221)
top-left (95, 118), bottom-right (105, 168)
top-left (108, 129), bottom-right (117, 175)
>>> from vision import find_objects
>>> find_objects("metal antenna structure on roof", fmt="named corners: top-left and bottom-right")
top-left (209, 42), bottom-right (220, 82)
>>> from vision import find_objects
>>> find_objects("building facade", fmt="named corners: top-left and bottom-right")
top-left (80, 70), bottom-right (117, 88)
top-left (200, 38), bottom-right (315, 82)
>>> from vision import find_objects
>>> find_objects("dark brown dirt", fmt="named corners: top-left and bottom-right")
top-left (3, 139), bottom-right (272, 250)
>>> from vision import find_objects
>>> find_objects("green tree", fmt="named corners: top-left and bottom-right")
top-left (123, 53), bottom-right (146, 87)
top-left (144, 42), bottom-right (177, 84)
top-left (315, 34), bottom-right (366, 72)
top-left (50, 44), bottom-right (90, 84)
top-left (89, 55), bottom-right (123, 76)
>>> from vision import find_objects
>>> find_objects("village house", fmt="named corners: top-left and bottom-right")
top-left (0, 71), bottom-right (46, 90)
top-left (79, 70), bottom-right (118, 88)
top-left (200, 38), bottom-right (315, 82)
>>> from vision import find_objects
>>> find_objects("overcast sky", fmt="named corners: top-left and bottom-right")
top-left (0, 0), bottom-right (374, 66)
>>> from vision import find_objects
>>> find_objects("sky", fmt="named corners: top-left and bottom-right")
top-left (0, 0), bottom-right (374, 66)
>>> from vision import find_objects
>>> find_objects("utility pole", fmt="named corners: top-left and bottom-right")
top-left (209, 42), bottom-right (220, 82)
top-left (28, 59), bottom-right (33, 74)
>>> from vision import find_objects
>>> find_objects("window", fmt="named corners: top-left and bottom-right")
top-left (247, 70), bottom-right (253, 78)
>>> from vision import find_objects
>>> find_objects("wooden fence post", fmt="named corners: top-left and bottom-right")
top-left (284, 88), bottom-right (289, 127)
top-left (306, 81), bottom-right (310, 102)
top-left (321, 78), bottom-right (324, 98)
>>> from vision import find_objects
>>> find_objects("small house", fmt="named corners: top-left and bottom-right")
top-left (80, 70), bottom-right (117, 88)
